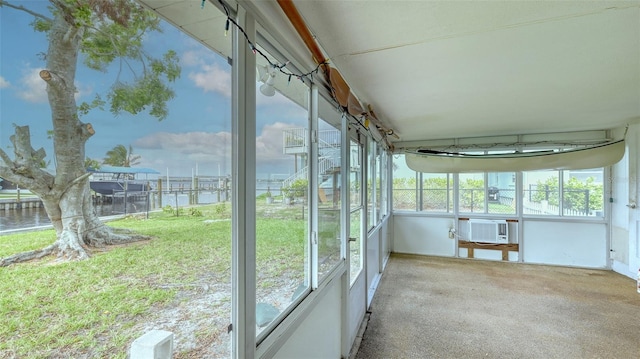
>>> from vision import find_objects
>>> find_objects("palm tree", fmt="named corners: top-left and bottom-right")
top-left (84, 157), bottom-right (101, 170)
top-left (103, 144), bottom-right (141, 167)
top-left (103, 145), bottom-right (141, 179)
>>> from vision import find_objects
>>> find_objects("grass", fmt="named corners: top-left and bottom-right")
top-left (0, 202), bottom-right (307, 358)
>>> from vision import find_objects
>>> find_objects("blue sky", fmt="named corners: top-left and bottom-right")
top-left (0, 1), bottom-right (307, 179)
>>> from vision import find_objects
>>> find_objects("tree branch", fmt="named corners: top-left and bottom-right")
top-left (10, 125), bottom-right (47, 171)
top-left (0, 147), bottom-right (12, 167)
top-left (0, 0), bottom-right (53, 22)
top-left (40, 69), bottom-right (69, 92)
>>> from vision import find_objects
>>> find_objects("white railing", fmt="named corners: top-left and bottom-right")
top-left (282, 128), bottom-right (340, 152)
top-left (283, 128), bottom-right (307, 150)
top-left (522, 198), bottom-right (589, 216)
top-left (281, 156), bottom-right (339, 190)
top-left (281, 128), bottom-right (341, 190)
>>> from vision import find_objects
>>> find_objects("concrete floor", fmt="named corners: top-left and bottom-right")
top-left (355, 254), bottom-right (640, 359)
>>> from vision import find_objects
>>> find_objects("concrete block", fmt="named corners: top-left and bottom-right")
top-left (130, 330), bottom-right (174, 359)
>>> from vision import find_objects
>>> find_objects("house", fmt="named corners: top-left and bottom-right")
top-left (135, 1), bottom-right (639, 358)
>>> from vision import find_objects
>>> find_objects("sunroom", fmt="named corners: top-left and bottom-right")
top-left (133, 1), bottom-right (639, 358)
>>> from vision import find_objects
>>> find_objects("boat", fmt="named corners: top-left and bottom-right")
top-left (406, 139), bottom-right (625, 173)
top-left (88, 166), bottom-right (159, 196)
top-left (89, 181), bottom-right (149, 195)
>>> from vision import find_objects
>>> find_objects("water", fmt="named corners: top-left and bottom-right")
top-left (0, 203), bottom-right (124, 232)
top-left (1, 193), bottom-right (235, 233)
top-left (0, 181), bottom-right (280, 233)
top-left (0, 206), bottom-right (53, 231)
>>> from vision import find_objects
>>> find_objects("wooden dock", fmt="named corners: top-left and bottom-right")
top-left (0, 197), bottom-right (44, 211)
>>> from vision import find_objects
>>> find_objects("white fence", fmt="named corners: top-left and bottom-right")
top-left (522, 198), bottom-right (589, 216)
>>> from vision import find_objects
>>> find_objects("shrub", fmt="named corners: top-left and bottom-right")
top-left (214, 203), bottom-right (226, 215)
top-left (283, 179), bottom-right (308, 199)
top-left (189, 207), bottom-right (203, 217)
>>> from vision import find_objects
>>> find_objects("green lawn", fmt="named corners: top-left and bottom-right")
top-left (0, 202), bottom-right (306, 358)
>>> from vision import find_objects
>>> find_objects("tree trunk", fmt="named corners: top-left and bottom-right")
top-left (0, 3), bottom-right (149, 267)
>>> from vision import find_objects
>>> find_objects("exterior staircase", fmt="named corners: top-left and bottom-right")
top-left (281, 128), bottom-right (341, 190)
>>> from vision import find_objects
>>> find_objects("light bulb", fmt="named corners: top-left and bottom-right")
top-left (260, 72), bottom-right (276, 97)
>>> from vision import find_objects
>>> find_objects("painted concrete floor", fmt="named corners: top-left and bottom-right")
top-left (355, 254), bottom-right (640, 359)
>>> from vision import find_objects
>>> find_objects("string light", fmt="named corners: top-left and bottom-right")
top-left (210, 0), bottom-right (394, 148)
top-left (215, 0), bottom-right (328, 85)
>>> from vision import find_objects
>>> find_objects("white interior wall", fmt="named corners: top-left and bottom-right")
top-left (610, 124), bottom-right (640, 279)
top-left (611, 127), bottom-right (632, 277)
top-left (271, 277), bottom-right (343, 359)
top-left (393, 216), bottom-right (456, 256)
top-left (522, 220), bottom-right (608, 268)
top-left (392, 214), bottom-right (608, 268)
top-left (628, 124), bottom-right (640, 279)
top-left (611, 149), bottom-right (630, 262)
top-left (348, 272), bottom-right (367, 350)
top-left (383, 218), bottom-right (392, 264)
top-left (367, 226), bottom-right (381, 307)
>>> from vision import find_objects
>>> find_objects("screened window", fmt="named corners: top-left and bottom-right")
top-left (459, 173), bottom-right (485, 213)
top-left (523, 168), bottom-right (604, 217)
top-left (392, 154), bottom-right (418, 211)
top-left (421, 173), bottom-right (453, 212)
top-left (317, 114), bottom-right (342, 282)
top-left (563, 169), bottom-right (604, 217)
top-left (350, 140), bottom-right (364, 284)
top-left (523, 170), bottom-right (560, 215)
top-left (375, 144), bottom-right (382, 224)
top-left (487, 172), bottom-right (516, 215)
top-left (0, 3), bottom-right (236, 357)
top-left (380, 150), bottom-right (389, 218)
top-left (255, 47), bottom-right (310, 334)
top-left (367, 139), bottom-right (376, 230)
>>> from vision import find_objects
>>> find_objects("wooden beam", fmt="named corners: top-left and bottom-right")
top-left (458, 240), bottom-right (519, 261)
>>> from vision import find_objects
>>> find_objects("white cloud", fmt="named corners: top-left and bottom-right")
top-left (133, 123), bottom-right (300, 176)
top-left (0, 76), bottom-right (10, 89)
top-left (134, 131), bottom-right (232, 176)
top-left (17, 66), bottom-right (47, 103)
top-left (181, 50), bottom-right (205, 67)
top-left (135, 131), bottom-right (232, 156)
top-left (256, 122), bottom-right (298, 162)
top-left (188, 63), bottom-right (231, 97)
top-left (15, 65), bottom-right (92, 103)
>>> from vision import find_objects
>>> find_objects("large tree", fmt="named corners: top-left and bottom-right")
top-left (0, 0), bottom-right (180, 266)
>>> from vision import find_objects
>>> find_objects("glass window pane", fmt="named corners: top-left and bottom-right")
top-left (255, 47), bottom-right (310, 334)
top-left (350, 143), bottom-right (362, 210)
top-left (367, 140), bottom-right (376, 230)
top-left (562, 169), bottom-right (604, 217)
top-left (350, 208), bottom-right (363, 284)
top-left (349, 140), bottom-right (363, 284)
top-left (523, 170), bottom-right (560, 215)
top-left (318, 117), bottom-right (342, 281)
top-left (1, 6), bottom-right (234, 357)
top-left (487, 172), bottom-right (516, 214)
top-left (380, 150), bottom-right (388, 217)
top-left (392, 154), bottom-right (417, 211)
top-left (459, 173), bottom-right (485, 213)
top-left (375, 145), bottom-right (382, 223)
top-left (421, 174), bottom-right (452, 212)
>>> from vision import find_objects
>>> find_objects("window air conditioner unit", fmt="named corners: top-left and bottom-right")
top-left (469, 219), bottom-right (508, 244)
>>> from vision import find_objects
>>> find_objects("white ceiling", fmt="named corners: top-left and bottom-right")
top-left (139, 0), bottom-right (640, 147)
